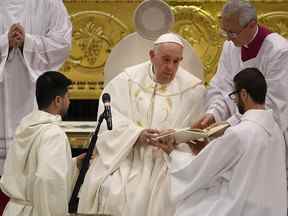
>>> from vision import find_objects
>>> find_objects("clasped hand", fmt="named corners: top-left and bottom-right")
top-left (8, 23), bottom-right (25, 49)
top-left (137, 129), bottom-right (176, 154)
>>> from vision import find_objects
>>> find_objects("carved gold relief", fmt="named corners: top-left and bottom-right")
top-left (172, 5), bottom-right (224, 82)
top-left (61, 10), bottom-right (129, 99)
top-left (258, 12), bottom-right (288, 38)
top-left (62, 1), bottom-right (288, 99)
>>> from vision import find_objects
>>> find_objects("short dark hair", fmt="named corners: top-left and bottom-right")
top-left (233, 68), bottom-right (267, 104)
top-left (36, 71), bottom-right (72, 110)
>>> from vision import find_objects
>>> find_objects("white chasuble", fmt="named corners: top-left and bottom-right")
top-left (78, 61), bottom-right (206, 216)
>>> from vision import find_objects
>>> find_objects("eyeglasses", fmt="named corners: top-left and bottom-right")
top-left (228, 90), bottom-right (240, 100)
top-left (220, 22), bottom-right (250, 39)
top-left (220, 28), bottom-right (243, 39)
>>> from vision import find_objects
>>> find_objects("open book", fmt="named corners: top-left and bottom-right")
top-left (156, 122), bottom-right (230, 143)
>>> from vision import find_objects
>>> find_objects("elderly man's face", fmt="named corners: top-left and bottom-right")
top-left (221, 14), bottom-right (256, 47)
top-left (150, 42), bottom-right (183, 84)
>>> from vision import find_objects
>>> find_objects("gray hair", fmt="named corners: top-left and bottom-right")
top-left (222, 0), bottom-right (257, 27)
top-left (153, 44), bottom-right (161, 54)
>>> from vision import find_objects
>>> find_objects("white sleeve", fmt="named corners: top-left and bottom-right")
top-left (0, 31), bottom-right (9, 82)
top-left (71, 157), bottom-right (80, 191)
top-left (33, 128), bottom-right (70, 216)
top-left (264, 49), bottom-right (288, 132)
top-left (169, 129), bottom-right (243, 204)
top-left (96, 74), bottom-right (143, 171)
top-left (206, 42), bottom-right (237, 122)
top-left (23, 0), bottom-right (72, 81)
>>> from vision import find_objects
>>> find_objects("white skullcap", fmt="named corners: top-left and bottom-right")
top-left (154, 32), bottom-right (184, 47)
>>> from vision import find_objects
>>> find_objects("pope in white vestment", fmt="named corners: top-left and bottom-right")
top-left (0, 0), bottom-right (72, 174)
top-left (169, 109), bottom-right (287, 216)
top-left (78, 33), bottom-right (206, 216)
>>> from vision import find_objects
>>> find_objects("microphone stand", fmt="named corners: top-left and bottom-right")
top-left (68, 111), bottom-right (108, 213)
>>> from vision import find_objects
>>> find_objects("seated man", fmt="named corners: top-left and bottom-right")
top-left (78, 33), bottom-right (206, 216)
top-left (160, 68), bottom-right (287, 215)
top-left (0, 71), bottom-right (83, 216)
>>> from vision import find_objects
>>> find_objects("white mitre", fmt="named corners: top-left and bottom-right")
top-left (154, 32), bottom-right (184, 47)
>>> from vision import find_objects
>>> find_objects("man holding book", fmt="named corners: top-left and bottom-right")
top-left (193, 0), bottom-right (288, 136)
top-left (159, 68), bottom-right (287, 215)
top-left (77, 33), bottom-right (206, 216)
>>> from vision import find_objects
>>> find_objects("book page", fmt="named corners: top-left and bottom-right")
top-left (154, 122), bottom-right (230, 144)
top-left (206, 122), bottom-right (230, 137)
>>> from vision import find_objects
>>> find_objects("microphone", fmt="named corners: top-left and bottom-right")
top-left (102, 93), bottom-right (112, 130)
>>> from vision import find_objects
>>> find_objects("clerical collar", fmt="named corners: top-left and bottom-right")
top-left (243, 26), bottom-right (258, 48)
top-left (241, 25), bottom-right (272, 62)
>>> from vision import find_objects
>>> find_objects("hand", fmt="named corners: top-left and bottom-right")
top-left (76, 153), bottom-right (86, 169)
top-left (8, 23), bottom-right (25, 49)
top-left (136, 128), bottom-right (160, 146)
top-left (14, 24), bottom-right (25, 49)
top-left (154, 129), bottom-right (176, 154)
top-left (192, 114), bottom-right (215, 129)
top-left (8, 24), bottom-right (18, 48)
top-left (187, 139), bottom-right (209, 155)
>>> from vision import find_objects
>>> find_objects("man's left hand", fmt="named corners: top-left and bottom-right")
top-left (154, 129), bottom-right (176, 154)
top-left (75, 153), bottom-right (87, 169)
top-left (187, 139), bottom-right (208, 155)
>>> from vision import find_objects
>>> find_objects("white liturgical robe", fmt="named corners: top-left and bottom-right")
top-left (169, 109), bottom-right (287, 216)
top-left (207, 26), bottom-right (288, 141)
top-left (0, 110), bottom-right (78, 216)
top-left (0, 0), bottom-right (72, 174)
top-left (78, 61), bottom-right (206, 216)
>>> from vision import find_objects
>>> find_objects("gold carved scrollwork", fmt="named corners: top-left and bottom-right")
top-left (62, 1), bottom-right (288, 99)
top-left (172, 6), bottom-right (224, 82)
top-left (62, 11), bottom-right (129, 99)
top-left (70, 11), bottom-right (128, 68)
top-left (258, 11), bottom-right (288, 39)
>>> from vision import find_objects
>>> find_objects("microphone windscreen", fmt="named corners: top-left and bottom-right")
top-left (102, 93), bottom-right (111, 103)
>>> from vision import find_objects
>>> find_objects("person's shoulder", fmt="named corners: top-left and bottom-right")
top-left (110, 61), bottom-right (150, 84)
top-left (41, 0), bottom-right (66, 9)
top-left (41, 123), bottom-right (66, 139)
top-left (222, 40), bottom-right (237, 50)
top-left (176, 66), bottom-right (203, 89)
top-left (124, 61), bottom-right (150, 76)
top-left (178, 67), bottom-right (201, 81)
top-left (106, 63), bottom-right (141, 86)
top-left (44, 0), bottom-right (65, 4)
top-left (264, 33), bottom-right (288, 52)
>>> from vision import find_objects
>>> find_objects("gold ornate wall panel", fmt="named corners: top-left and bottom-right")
top-left (62, 0), bottom-right (288, 99)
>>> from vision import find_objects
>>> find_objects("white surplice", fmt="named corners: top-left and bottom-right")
top-left (0, 110), bottom-right (78, 216)
top-left (206, 31), bottom-right (288, 139)
top-left (0, 0), bottom-right (72, 174)
top-left (169, 109), bottom-right (287, 216)
top-left (78, 61), bottom-right (206, 216)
